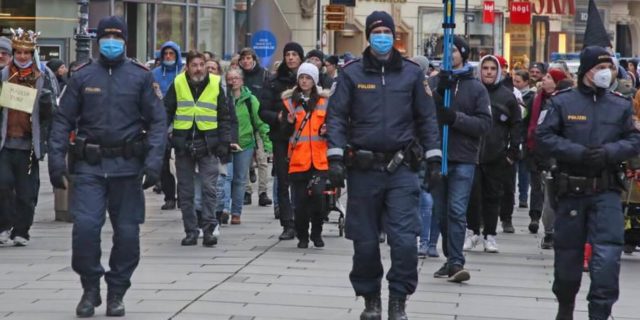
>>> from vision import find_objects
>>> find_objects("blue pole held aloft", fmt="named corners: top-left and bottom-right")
top-left (441, 0), bottom-right (456, 176)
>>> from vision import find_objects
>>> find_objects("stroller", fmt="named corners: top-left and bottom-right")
top-left (623, 164), bottom-right (640, 254)
top-left (323, 184), bottom-right (346, 237)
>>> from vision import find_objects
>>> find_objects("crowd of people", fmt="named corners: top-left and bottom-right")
top-left (0, 10), bottom-right (638, 320)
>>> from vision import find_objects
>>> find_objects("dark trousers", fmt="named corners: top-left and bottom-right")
top-left (273, 141), bottom-right (293, 228)
top-left (467, 161), bottom-right (505, 237)
top-left (70, 174), bottom-right (144, 294)
top-left (499, 160), bottom-right (517, 223)
top-left (529, 170), bottom-right (545, 220)
top-left (291, 179), bottom-right (325, 241)
top-left (161, 148), bottom-right (176, 201)
top-left (0, 148), bottom-right (39, 239)
top-left (553, 192), bottom-right (623, 319)
top-left (346, 166), bottom-right (420, 297)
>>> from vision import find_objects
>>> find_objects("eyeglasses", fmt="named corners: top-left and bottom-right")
top-left (226, 77), bottom-right (241, 81)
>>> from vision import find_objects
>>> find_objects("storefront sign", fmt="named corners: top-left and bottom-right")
top-left (510, 2), bottom-right (531, 24)
top-left (528, 0), bottom-right (576, 16)
top-left (0, 82), bottom-right (37, 114)
top-left (359, 0), bottom-right (407, 3)
top-left (251, 30), bottom-right (277, 60)
top-left (483, 1), bottom-right (495, 24)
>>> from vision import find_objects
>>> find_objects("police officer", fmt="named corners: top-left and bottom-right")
top-left (48, 16), bottom-right (167, 317)
top-left (326, 11), bottom-right (441, 320)
top-left (536, 46), bottom-right (640, 320)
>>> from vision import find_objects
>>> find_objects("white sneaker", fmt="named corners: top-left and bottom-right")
top-left (198, 229), bottom-right (203, 238)
top-left (13, 236), bottom-right (29, 247)
top-left (0, 230), bottom-right (13, 246)
top-left (213, 224), bottom-right (221, 236)
top-left (463, 230), bottom-right (480, 251)
top-left (484, 235), bottom-right (499, 253)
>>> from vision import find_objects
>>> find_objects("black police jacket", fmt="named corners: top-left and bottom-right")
top-left (479, 82), bottom-right (521, 164)
top-left (326, 47), bottom-right (441, 160)
top-left (536, 85), bottom-right (640, 177)
top-left (429, 65), bottom-right (493, 164)
top-left (48, 57), bottom-right (167, 177)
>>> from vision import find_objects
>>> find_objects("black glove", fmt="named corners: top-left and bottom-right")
top-left (583, 147), bottom-right (607, 169)
top-left (216, 144), bottom-right (230, 160)
top-left (328, 156), bottom-right (346, 188)
top-left (436, 70), bottom-right (455, 95)
top-left (436, 105), bottom-right (457, 126)
top-left (141, 168), bottom-right (160, 190)
top-left (506, 147), bottom-right (521, 162)
top-left (50, 169), bottom-right (68, 190)
top-left (425, 158), bottom-right (442, 191)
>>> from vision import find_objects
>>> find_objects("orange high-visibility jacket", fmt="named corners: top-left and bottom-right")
top-left (282, 90), bottom-right (329, 174)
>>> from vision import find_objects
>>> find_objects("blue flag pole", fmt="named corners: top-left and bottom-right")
top-left (441, 0), bottom-right (456, 176)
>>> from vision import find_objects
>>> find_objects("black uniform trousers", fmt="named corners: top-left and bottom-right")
top-left (71, 173), bottom-right (144, 295)
top-left (0, 148), bottom-right (39, 239)
top-left (272, 141), bottom-right (294, 228)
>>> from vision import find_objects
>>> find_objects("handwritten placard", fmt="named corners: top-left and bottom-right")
top-left (0, 81), bottom-right (37, 114)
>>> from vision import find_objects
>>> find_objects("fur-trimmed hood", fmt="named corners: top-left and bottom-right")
top-left (281, 86), bottom-right (331, 100)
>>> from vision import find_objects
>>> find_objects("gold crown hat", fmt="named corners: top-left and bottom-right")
top-left (10, 28), bottom-right (39, 51)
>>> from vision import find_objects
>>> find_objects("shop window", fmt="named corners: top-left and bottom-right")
top-left (0, 0), bottom-right (36, 35)
top-left (189, 6), bottom-right (196, 51)
top-left (157, 4), bottom-right (186, 50)
top-left (200, 0), bottom-right (225, 6)
top-left (198, 7), bottom-right (224, 57)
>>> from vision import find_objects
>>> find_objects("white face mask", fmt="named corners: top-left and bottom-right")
top-left (592, 68), bottom-right (612, 89)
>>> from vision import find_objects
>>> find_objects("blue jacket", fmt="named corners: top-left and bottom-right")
top-left (326, 48), bottom-right (441, 160)
top-left (152, 41), bottom-right (183, 97)
top-left (48, 57), bottom-right (167, 178)
top-left (536, 85), bottom-right (640, 177)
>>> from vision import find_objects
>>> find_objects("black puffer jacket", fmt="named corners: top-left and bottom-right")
top-left (429, 64), bottom-right (493, 164)
top-left (241, 61), bottom-right (269, 97)
top-left (258, 64), bottom-right (297, 142)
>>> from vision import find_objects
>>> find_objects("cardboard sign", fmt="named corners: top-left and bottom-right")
top-left (0, 81), bottom-right (37, 114)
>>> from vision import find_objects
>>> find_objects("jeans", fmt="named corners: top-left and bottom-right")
top-left (517, 160), bottom-right (530, 203)
top-left (0, 148), bottom-right (39, 239)
top-left (245, 135), bottom-right (270, 195)
top-left (216, 162), bottom-right (233, 213)
top-left (231, 148), bottom-right (254, 215)
top-left (419, 190), bottom-right (436, 246)
top-left (433, 163), bottom-right (475, 268)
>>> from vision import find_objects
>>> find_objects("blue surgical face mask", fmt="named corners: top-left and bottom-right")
top-left (163, 60), bottom-right (176, 67)
top-left (99, 38), bottom-right (125, 60)
top-left (13, 59), bottom-right (33, 69)
top-left (370, 33), bottom-right (394, 55)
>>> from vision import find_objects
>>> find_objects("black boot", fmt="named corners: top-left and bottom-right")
top-left (359, 294), bottom-right (382, 320)
top-left (76, 288), bottom-right (101, 318)
top-left (279, 226), bottom-right (296, 240)
top-left (310, 223), bottom-right (324, 248)
top-left (528, 218), bottom-right (540, 234)
top-left (161, 199), bottom-right (176, 210)
top-left (181, 233), bottom-right (198, 246)
top-left (388, 296), bottom-right (408, 320)
top-left (259, 192), bottom-right (273, 206)
top-left (244, 192), bottom-right (252, 205)
top-left (106, 292), bottom-right (125, 317)
top-left (202, 226), bottom-right (218, 247)
top-left (274, 205), bottom-right (280, 219)
top-left (555, 303), bottom-right (574, 320)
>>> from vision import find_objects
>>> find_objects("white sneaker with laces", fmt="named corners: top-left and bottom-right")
top-left (463, 230), bottom-right (480, 251)
top-left (213, 225), bottom-right (221, 236)
top-left (0, 230), bottom-right (13, 246)
top-left (484, 235), bottom-right (499, 253)
top-left (13, 236), bottom-right (29, 247)
top-left (198, 229), bottom-right (203, 238)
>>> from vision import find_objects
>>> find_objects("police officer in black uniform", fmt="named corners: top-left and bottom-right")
top-left (48, 16), bottom-right (167, 317)
top-left (326, 11), bottom-right (441, 320)
top-left (536, 46), bottom-right (640, 320)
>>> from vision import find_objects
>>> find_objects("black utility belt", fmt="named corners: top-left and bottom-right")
top-left (345, 148), bottom-right (407, 173)
top-left (71, 136), bottom-right (147, 165)
top-left (554, 172), bottom-right (617, 196)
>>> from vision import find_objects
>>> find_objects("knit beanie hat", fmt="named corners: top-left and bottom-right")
top-left (365, 11), bottom-right (396, 40)
top-left (306, 49), bottom-right (324, 64)
top-left (326, 55), bottom-right (339, 66)
top-left (297, 62), bottom-right (319, 85)
top-left (411, 55), bottom-right (430, 74)
top-left (453, 36), bottom-right (470, 62)
top-left (578, 46), bottom-right (613, 77)
top-left (47, 59), bottom-right (65, 73)
top-left (97, 16), bottom-right (128, 41)
top-left (0, 37), bottom-right (11, 54)
top-left (283, 42), bottom-right (304, 60)
top-left (530, 62), bottom-right (547, 74)
top-left (547, 68), bottom-right (568, 84)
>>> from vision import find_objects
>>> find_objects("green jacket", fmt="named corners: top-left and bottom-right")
top-left (233, 86), bottom-right (272, 152)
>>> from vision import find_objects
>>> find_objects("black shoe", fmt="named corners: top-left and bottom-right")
top-left (447, 264), bottom-right (470, 283)
top-left (297, 240), bottom-right (309, 248)
top-left (203, 233), bottom-right (218, 247)
top-left (249, 168), bottom-right (257, 183)
top-left (76, 289), bottom-right (101, 318)
top-left (502, 220), bottom-right (515, 233)
top-left (259, 192), bottom-right (273, 206)
top-left (519, 200), bottom-right (528, 208)
top-left (555, 303), bottom-right (574, 320)
top-left (152, 184), bottom-right (162, 194)
top-left (181, 234), bottom-right (198, 246)
top-left (279, 227), bottom-right (296, 240)
top-left (528, 219), bottom-right (540, 234)
top-left (378, 232), bottom-right (386, 243)
top-left (541, 234), bottom-right (554, 249)
top-left (106, 292), bottom-right (125, 317)
top-left (310, 235), bottom-right (325, 248)
top-left (388, 296), bottom-right (408, 320)
top-left (243, 192), bottom-right (252, 205)
top-left (624, 244), bottom-right (635, 254)
top-left (433, 263), bottom-right (449, 278)
top-left (220, 212), bottom-right (230, 224)
top-left (274, 205), bottom-right (280, 219)
top-left (161, 199), bottom-right (176, 210)
top-left (359, 294), bottom-right (382, 320)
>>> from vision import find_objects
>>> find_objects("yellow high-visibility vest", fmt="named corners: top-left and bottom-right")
top-left (173, 73), bottom-right (220, 131)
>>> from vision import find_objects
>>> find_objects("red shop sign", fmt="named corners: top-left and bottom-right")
top-left (510, 1), bottom-right (532, 24)
top-left (483, 1), bottom-right (495, 24)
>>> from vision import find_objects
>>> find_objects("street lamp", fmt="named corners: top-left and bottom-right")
top-left (75, 0), bottom-right (91, 62)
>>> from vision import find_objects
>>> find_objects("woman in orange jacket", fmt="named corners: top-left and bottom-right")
top-left (281, 62), bottom-right (331, 249)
